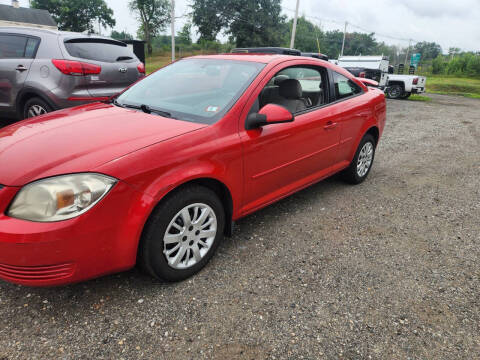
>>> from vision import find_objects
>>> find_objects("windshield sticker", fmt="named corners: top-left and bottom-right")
top-left (206, 106), bottom-right (220, 113)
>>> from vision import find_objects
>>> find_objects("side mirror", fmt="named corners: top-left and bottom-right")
top-left (246, 104), bottom-right (294, 130)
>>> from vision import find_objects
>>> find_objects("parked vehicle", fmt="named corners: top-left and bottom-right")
top-left (336, 55), bottom-right (427, 99)
top-left (0, 53), bottom-right (386, 286)
top-left (337, 56), bottom-right (389, 88)
top-left (0, 27), bottom-right (145, 120)
top-left (384, 74), bottom-right (426, 99)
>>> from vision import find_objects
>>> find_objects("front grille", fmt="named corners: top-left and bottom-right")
top-left (0, 263), bottom-right (75, 282)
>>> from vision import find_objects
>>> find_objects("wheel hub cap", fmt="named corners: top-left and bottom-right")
top-left (27, 104), bottom-right (47, 118)
top-left (163, 203), bottom-right (217, 269)
top-left (357, 142), bottom-right (374, 177)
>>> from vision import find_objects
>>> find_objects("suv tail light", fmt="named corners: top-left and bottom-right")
top-left (52, 59), bottom-right (101, 76)
top-left (412, 77), bottom-right (419, 85)
top-left (137, 62), bottom-right (145, 75)
top-left (359, 71), bottom-right (366, 78)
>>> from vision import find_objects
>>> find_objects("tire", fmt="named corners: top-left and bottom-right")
top-left (386, 84), bottom-right (403, 99)
top-left (342, 134), bottom-right (376, 184)
top-left (23, 97), bottom-right (52, 119)
top-left (139, 185), bottom-right (225, 282)
top-left (401, 92), bottom-right (411, 99)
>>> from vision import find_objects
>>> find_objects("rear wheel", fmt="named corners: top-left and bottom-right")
top-left (386, 84), bottom-right (403, 99)
top-left (23, 97), bottom-right (52, 119)
top-left (139, 185), bottom-right (225, 282)
top-left (343, 134), bottom-right (376, 184)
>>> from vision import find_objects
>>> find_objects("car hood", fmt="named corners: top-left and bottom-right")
top-left (0, 103), bottom-right (206, 186)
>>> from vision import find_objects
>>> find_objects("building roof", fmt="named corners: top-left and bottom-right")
top-left (0, 4), bottom-right (57, 27)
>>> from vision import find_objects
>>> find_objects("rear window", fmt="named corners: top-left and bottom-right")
top-left (64, 39), bottom-right (136, 63)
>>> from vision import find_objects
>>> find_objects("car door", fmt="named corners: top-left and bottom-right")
top-left (239, 62), bottom-right (341, 215)
top-left (329, 70), bottom-right (369, 163)
top-left (0, 34), bottom-right (37, 111)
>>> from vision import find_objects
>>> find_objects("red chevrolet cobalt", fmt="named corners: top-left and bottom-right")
top-left (0, 54), bottom-right (386, 286)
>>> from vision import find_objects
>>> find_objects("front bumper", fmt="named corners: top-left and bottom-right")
top-left (0, 181), bottom-right (148, 287)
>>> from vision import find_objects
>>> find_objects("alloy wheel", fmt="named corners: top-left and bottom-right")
top-left (27, 104), bottom-right (47, 118)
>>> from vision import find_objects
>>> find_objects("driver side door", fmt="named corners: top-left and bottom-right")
top-left (239, 62), bottom-right (341, 215)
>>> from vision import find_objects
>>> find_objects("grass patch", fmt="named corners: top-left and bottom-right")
top-left (408, 94), bottom-right (432, 102)
top-left (426, 76), bottom-right (480, 98)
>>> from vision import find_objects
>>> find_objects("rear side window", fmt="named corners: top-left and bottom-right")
top-left (0, 34), bottom-right (27, 59)
top-left (333, 72), bottom-right (362, 100)
top-left (24, 38), bottom-right (40, 59)
top-left (64, 39), bottom-right (136, 63)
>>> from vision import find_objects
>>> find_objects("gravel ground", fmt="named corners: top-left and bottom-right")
top-left (0, 94), bottom-right (479, 359)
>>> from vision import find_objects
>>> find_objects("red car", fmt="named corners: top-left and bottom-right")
top-left (0, 54), bottom-right (386, 286)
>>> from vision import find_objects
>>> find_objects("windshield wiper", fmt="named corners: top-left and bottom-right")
top-left (119, 102), bottom-right (175, 119)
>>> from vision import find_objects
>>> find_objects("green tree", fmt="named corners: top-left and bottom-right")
top-left (111, 30), bottom-right (134, 40)
top-left (413, 41), bottom-right (442, 60)
top-left (226, 0), bottom-right (288, 47)
top-left (191, 0), bottom-right (226, 42)
top-left (31, 0), bottom-right (115, 33)
top-left (129, 0), bottom-right (171, 55)
top-left (288, 16), bottom-right (322, 52)
top-left (431, 55), bottom-right (445, 74)
top-left (178, 22), bottom-right (192, 45)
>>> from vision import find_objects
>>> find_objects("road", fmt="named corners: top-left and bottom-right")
top-left (1, 94), bottom-right (479, 359)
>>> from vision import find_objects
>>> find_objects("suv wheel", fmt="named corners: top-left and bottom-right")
top-left (23, 97), bottom-right (52, 119)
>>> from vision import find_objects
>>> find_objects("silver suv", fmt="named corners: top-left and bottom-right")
top-left (0, 27), bottom-right (145, 119)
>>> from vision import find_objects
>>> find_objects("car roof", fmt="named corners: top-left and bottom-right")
top-left (189, 53), bottom-right (332, 65)
top-left (0, 26), bottom-right (121, 42)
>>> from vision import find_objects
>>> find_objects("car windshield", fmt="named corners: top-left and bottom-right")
top-left (116, 58), bottom-right (265, 124)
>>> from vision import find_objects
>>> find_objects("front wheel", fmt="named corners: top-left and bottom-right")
top-left (342, 134), bottom-right (376, 184)
top-left (139, 185), bottom-right (225, 282)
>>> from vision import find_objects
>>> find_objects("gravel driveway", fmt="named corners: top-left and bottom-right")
top-left (1, 94), bottom-right (479, 359)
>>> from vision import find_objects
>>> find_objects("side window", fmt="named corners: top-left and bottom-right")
top-left (258, 66), bottom-right (327, 114)
top-left (0, 35), bottom-right (28, 59)
top-left (25, 38), bottom-right (40, 59)
top-left (333, 72), bottom-right (362, 100)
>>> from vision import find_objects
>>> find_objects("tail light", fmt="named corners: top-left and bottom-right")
top-left (413, 77), bottom-right (419, 85)
top-left (359, 72), bottom-right (366, 78)
top-left (137, 62), bottom-right (145, 75)
top-left (52, 59), bottom-right (101, 76)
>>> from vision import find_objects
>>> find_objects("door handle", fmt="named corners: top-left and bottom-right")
top-left (16, 65), bottom-right (28, 72)
top-left (323, 121), bottom-right (338, 130)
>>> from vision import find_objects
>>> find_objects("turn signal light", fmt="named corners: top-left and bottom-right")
top-left (52, 59), bottom-right (101, 76)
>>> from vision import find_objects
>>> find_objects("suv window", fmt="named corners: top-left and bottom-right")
top-left (24, 38), bottom-right (40, 59)
top-left (64, 39), bottom-right (136, 63)
top-left (333, 72), bottom-right (362, 100)
top-left (0, 35), bottom-right (27, 59)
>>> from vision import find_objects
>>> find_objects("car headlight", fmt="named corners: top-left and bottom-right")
top-left (7, 173), bottom-right (117, 222)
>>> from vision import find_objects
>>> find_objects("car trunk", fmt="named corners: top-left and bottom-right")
top-left (63, 38), bottom-right (143, 98)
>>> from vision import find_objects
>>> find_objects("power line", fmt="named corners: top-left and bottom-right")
top-left (282, 6), bottom-right (420, 44)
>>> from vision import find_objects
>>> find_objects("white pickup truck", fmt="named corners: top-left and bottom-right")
top-left (384, 74), bottom-right (427, 99)
top-left (335, 56), bottom-right (427, 99)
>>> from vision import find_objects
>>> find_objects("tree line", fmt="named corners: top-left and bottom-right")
top-left (31, 0), bottom-right (479, 76)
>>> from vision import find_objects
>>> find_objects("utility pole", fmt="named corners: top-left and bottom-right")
top-left (289, 0), bottom-right (300, 49)
top-left (340, 21), bottom-right (347, 57)
top-left (171, 0), bottom-right (175, 62)
top-left (404, 39), bottom-right (412, 66)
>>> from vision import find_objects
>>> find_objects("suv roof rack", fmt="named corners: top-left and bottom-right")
top-left (231, 47), bottom-right (302, 56)
top-left (301, 52), bottom-right (329, 61)
top-left (231, 47), bottom-right (329, 61)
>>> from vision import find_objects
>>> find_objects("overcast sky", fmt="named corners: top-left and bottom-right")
top-left (3, 0), bottom-right (479, 52)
